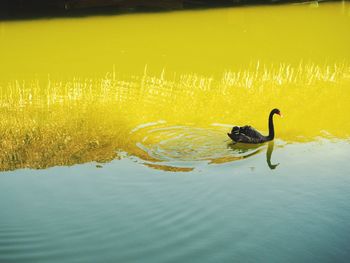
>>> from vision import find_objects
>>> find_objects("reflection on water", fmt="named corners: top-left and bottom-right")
top-left (0, 63), bottom-right (349, 172)
top-left (266, 141), bottom-right (279, 169)
top-left (211, 140), bottom-right (279, 170)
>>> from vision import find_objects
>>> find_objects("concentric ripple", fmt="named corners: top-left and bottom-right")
top-left (130, 121), bottom-right (265, 170)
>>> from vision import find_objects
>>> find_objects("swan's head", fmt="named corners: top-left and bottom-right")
top-left (272, 108), bottom-right (282, 117)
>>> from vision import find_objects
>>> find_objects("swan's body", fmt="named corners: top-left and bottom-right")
top-left (228, 125), bottom-right (267, 144)
top-left (227, 109), bottom-right (281, 144)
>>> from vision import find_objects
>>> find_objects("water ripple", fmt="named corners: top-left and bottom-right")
top-left (130, 122), bottom-right (265, 171)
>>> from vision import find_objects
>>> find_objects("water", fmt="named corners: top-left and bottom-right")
top-left (1, 2), bottom-right (350, 262)
top-left (1, 141), bottom-right (350, 262)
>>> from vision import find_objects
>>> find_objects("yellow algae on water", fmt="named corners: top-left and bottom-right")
top-left (0, 2), bottom-right (350, 171)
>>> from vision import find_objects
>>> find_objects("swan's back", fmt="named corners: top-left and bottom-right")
top-left (228, 125), bottom-right (267, 144)
top-left (239, 126), bottom-right (264, 139)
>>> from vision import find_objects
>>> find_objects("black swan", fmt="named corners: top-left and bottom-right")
top-left (227, 108), bottom-right (282, 144)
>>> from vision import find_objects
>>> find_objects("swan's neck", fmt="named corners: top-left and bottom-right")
top-left (267, 112), bottom-right (275, 140)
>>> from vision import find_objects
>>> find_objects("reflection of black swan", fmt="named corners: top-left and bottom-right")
top-left (226, 140), bottom-right (280, 170)
top-left (228, 108), bottom-right (282, 144)
top-left (266, 141), bottom-right (279, 170)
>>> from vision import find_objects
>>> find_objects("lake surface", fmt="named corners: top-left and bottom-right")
top-left (1, 2), bottom-right (350, 262)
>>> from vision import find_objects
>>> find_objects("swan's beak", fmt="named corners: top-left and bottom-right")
top-left (279, 113), bottom-right (283, 118)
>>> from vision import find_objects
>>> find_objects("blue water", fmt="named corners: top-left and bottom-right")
top-left (1, 140), bottom-right (350, 263)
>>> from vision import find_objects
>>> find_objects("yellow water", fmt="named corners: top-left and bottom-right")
top-left (0, 2), bottom-right (349, 171)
